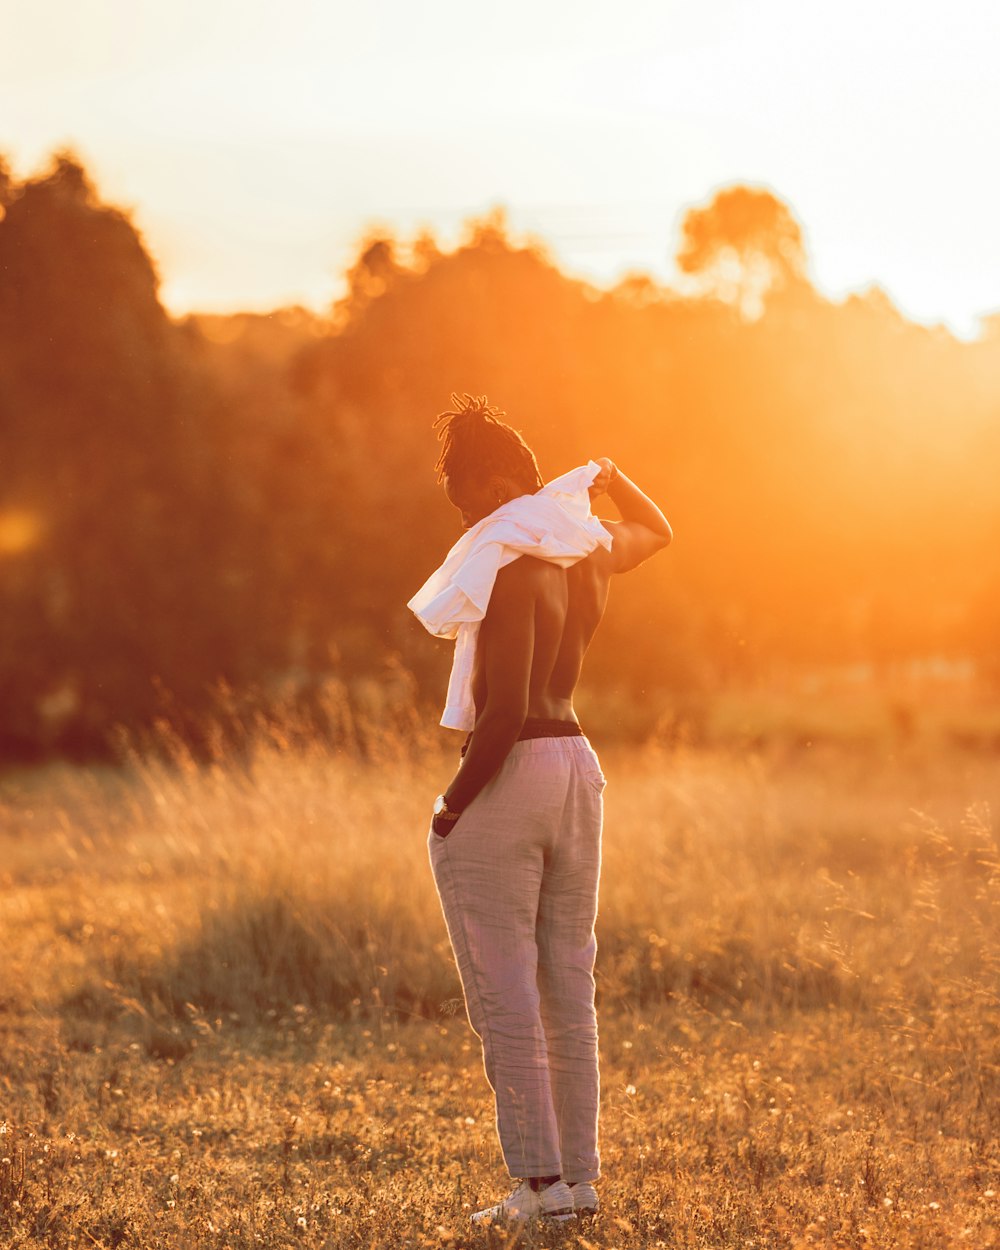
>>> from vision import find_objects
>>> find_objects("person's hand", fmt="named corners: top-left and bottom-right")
top-left (432, 810), bottom-right (461, 839)
top-left (588, 458), bottom-right (618, 500)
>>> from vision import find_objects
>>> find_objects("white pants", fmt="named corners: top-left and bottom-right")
top-left (428, 735), bottom-right (604, 1181)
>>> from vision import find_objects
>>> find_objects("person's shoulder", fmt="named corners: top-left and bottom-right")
top-left (496, 555), bottom-right (562, 590)
top-left (569, 532), bottom-right (615, 577)
top-left (483, 558), bottom-right (550, 626)
top-left (492, 557), bottom-right (571, 608)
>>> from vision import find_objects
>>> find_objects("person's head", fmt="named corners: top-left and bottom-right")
top-left (433, 393), bottom-right (543, 529)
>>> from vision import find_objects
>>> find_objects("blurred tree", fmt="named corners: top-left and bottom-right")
top-left (3, 156), bottom-right (1000, 759)
top-left (0, 156), bottom-right (13, 213)
top-left (332, 232), bottom-right (404, 329)
top-left (677, 185), bottom-right (808, 319)
top-left (0, 151), bottom-right (249, 758)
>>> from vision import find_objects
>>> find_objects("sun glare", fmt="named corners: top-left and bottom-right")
top-left (0, 509), bottom-right (43, 556)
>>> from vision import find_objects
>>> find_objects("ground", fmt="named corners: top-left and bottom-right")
top-left (1, 729), bottom-right (998, 1248)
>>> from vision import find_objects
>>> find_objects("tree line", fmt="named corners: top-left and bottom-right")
top-left (2, 153), bottom-right (999, 760)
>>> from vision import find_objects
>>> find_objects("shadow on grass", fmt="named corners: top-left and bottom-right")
top-left (58, 884), bottom-right (858, 1061)
top-left (59, 881), bottom-right (464, 1058)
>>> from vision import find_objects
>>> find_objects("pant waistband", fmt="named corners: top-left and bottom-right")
top-left (518, 718), bottom-right (584, 740)
top-left (461, 717), bottom-right (584, 757)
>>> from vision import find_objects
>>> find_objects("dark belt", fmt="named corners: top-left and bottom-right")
top-left (518, 717), bottom-right (584, 740)
top-left (461, 717), bottom-right (583, 757)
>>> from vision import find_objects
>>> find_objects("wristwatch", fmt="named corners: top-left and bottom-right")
top-left (433, 794), bottom-right (461, 823)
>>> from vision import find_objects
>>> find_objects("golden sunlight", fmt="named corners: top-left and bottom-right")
top-left (0, 508), bottom-right (43, 556)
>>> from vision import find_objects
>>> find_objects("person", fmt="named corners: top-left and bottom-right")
top-left (408, 393), bottom-right (672, 1225)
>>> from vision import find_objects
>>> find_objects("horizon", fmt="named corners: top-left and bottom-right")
top-left (3, 0), bottom-right (1000, 337)
top-left (6, 149), bottom-right (1000, 345)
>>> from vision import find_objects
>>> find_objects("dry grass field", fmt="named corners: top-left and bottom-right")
top-left (1, 722), bottom-right (998, 1249)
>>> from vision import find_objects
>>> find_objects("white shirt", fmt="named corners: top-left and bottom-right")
top-left (408, 461), bottom-right (612, 730)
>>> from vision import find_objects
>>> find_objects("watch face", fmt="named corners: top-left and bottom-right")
top-left (433, 794), bottom-right (446, 816)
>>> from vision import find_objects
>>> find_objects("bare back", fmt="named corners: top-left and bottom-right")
top-left (471, 538), bottom-right (615, 724)
top-left (442, 476), bottom-right (669, 816)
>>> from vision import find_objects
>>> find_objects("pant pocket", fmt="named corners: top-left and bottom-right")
top-left (584, 770), bottom-right (606, 794)
top-left (431, 813), bottom-right (463, 840)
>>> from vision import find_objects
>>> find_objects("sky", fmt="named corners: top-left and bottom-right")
top-left (3, 0), bottom-right (1000, 337)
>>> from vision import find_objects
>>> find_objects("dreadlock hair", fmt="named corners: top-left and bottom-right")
top-left (433, 393), bottom-right (543, 491)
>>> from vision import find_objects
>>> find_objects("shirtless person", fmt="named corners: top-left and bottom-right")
top-left (422, 395), bottom-right (671, 1224)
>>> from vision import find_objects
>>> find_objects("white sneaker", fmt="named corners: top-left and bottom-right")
top-left (569, 1181), bottom-right (599, 1214)
top-left (470, 1180), bottom-right (576, 1225)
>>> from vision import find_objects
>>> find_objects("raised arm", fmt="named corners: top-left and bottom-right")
top-left (590, 458), bottom-right (672, 573)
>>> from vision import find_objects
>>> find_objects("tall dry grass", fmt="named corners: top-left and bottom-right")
top-left (5, 723), bottom-right (997, 1028)
top-left (1, 720), bottom-right (998, 1247)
